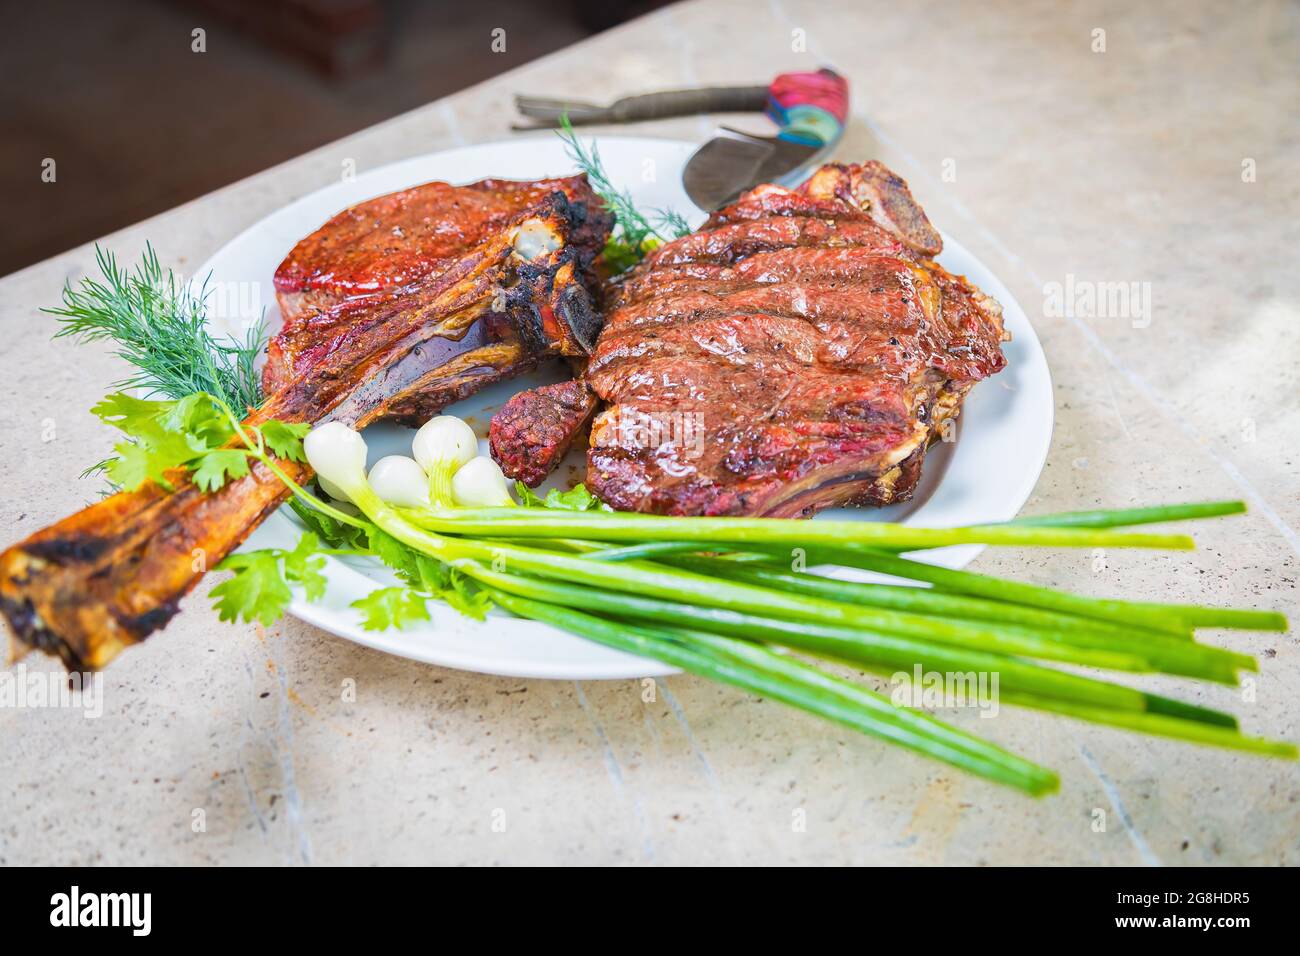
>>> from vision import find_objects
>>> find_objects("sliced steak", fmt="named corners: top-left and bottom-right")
top-left (491, 161), bottom-right (1006, 517)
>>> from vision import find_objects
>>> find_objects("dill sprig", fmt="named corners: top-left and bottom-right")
top-left (655, 207), bottom-right (692, 238)
top-left (46, 243), bottom-right (266, 412)
top-left (556, 115), bottom-right (692, 271)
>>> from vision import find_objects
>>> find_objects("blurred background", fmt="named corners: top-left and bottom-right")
top-left (1, 0), bottom-right (673, 276)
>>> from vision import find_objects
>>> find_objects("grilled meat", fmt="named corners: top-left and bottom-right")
top-left (490, 379), bottom-right (599, 487)
top-left (267, 176), bottom-right (608, 394)
top-left (491, 162), bottom-right (1006, 517)
top-left (0, 177), bottom-right (612, 670)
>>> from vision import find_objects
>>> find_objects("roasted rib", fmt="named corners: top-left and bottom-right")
top-left (0, 177), bottom-right (612, 669)
top-left (490, 162), bottom-right (1007, 516)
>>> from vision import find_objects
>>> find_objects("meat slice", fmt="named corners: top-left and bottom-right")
top-left (490, 380), bottom-right (598, 486)
top-left (0, 177), bottom-right (613, 670)
top-left (491, 161), bottom-right (1006, 517)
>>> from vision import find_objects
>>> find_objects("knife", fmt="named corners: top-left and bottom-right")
top-left (682, 69), bottom-right (849, 210)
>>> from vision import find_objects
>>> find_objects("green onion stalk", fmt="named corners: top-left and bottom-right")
top-left (291, 420), bottom-right (1295, 795)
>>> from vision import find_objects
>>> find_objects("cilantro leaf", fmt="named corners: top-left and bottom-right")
top-left (91, 392), bottom-right (172, 432)
top-left (160, 391), bottom-right (232, 444)
top-left (91, 390), bottom-right (238, 492)
top-left (103, 439), bottom-right (153, 490)
top-left (211, 551), bottom-right (292, 625)
top-left (351, 587), bottom-right (430, 631)
top-left (514, 481), bottom-right (547, 508)
top-left (514, 481), bottom-right (607, 511)
top-left (104, 426), bottom-right (200, 491)
top-left (442, 569), bottom-right (492, 621)
top-left (544, 483), bottom-right (606, 511)
top-left (261, 419), bottom-right (311, 462)
top-left (283, 532), bottom-right (327, 601)
top-left (368, 528), bottom-right (420, 581)
top-left (441, 587), bottom-right (492, 621)
top-left (190, 448), bottom-right (251, 493)
top-left (413, 554), bottom-right (451, 592)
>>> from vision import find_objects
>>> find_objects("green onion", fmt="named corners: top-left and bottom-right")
top-left (464, 565), bottom-right (1168, 710)
top-left (1007, 500), bottom-right (1247, 529)
top-left (465, 565), bottom-right (1249, 728)
top-left (780, 547), bottom-right (1289, 634)
top-left (993, 692), bottom-right (1296, 758)
top-left (662, 556), bottom-right (1253, 682)
top-left (406, 507), bottom-right (1196, 551)
top-left (475, 567), bottom-right (1268, 764)
top-left (586, 540), bottom-right (717, 562)
top-left (667, 554), bottom-right (1182, 638)
top-left (486, 587), bottom-right (1060, 795)
top-left (441, 539), bottom-right (1181, 671)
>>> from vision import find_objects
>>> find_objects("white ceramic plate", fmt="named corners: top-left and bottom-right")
top-left (197, 137), bottom-right (1053, 679)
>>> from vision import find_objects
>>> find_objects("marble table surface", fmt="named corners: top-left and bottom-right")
top-left (1, 0), bottom-right (1296, 865)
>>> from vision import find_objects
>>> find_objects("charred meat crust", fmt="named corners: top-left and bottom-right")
top-left (490, 380), bottom-right (599, 487)
top-left (1, 177), bottom-right (613, 670)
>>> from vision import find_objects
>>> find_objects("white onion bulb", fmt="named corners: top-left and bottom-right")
top-left (316, 473), bottom-right (353, 504)
top-left (367, 455), bottom-right (431, 509)
top-left (451, 455), bottom-right (513, 508)
top-left (412, 416), bottom-right (478, 474)
top-left (304, 422), bottom-right (368, 498)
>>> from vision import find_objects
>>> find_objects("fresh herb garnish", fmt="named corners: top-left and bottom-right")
top-left (211, 550), bottom-right (293, 626)
top-left (556, 115), bottom-right (692, 272)
top-left (261, 420), bottom-right (311, 462)
top-left (47, 243), bottom-right (265, 412)
top-left (351, 586), bottom-right (432, 632)
top-left (90, 389), bottom-right (307, 493)
top-left (212, 532), bottom-right (327, 626)
top-left (514, 480), bottom-right (608, 511)
top-left (216, 513), bottom-right (493, 629)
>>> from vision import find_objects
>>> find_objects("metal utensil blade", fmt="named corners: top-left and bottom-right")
top-left (682, 128), bottom-right (819, 210)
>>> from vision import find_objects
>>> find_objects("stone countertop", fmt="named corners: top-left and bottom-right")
top-left (1, 0), bottom-right (1296, 865)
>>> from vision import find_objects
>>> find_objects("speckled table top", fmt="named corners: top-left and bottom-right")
top-left (1, 0), bottom-right (1297, 865)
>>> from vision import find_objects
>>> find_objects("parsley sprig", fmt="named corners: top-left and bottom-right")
top-left (212, 533), bottom-right (327, 626)
top-left (216, 504), bottom-right (494, 631)
top-left (90, 390), bottom-right (309, 494)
